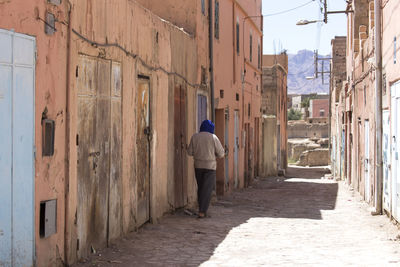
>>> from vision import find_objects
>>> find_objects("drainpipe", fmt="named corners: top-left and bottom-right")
top-left (64, 0), bottom-right (72, 264)
top-left (373, 0), bottom-right (383, 215)
top-left (209, 0), bottom-right (215, 122)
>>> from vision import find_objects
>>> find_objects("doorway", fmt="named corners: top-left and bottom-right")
top-left (234, 111), bottom-right (239, 188)
top-left (391, 82), bottom-right (400, 220)
top-left (136, 77), bottom-right (151, 225)
top-left (0, 29), bottom-right (35, 267)
top-left (76, 56), bottom-right (122, 257)
top-left (174, 84), bottom-right (187, 208)
top-left (364, 120), bottom-right (370, 202)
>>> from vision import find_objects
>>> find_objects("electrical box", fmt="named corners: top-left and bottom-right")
top-left (39, 199), bottom-right (57, 238)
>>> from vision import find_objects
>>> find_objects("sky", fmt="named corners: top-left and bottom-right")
top-left (262, 0), bottom-right (347, 55)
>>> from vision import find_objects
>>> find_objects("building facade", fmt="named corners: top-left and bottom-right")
top-left (260, 53), bottom-right (288, 176)
top-left (330, 0), bottom-right (400, 222)
top-left (0, 0), bottom-right (263, 266)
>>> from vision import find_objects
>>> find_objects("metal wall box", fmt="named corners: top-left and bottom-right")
top-left (42, 119), bottom-right (55, 156)
top-left (39, 199), bottom-right (57, 238)
top-left (48, 0), bottom-right (61, 5)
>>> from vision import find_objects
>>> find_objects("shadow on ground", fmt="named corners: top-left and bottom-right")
top-left (74, 167), bottom-right (338, 267)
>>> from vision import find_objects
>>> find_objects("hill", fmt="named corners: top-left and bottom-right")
top-left (287, 50), bottom-right (330, 94)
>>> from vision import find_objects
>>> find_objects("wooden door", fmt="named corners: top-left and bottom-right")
top-left (174, 85), bottom-right (187, 207)
top-left (77, 56), bottom-right (122, 257)
top-left (0, 29), bottom-right (35, 267)
top-left (233, 111), bottom-right (239, 188)
top-left (136, 78), bottom-right (151, 226)
top-left (197, 94), bottom-right (207, 131)
top-left (224, 109), bottom-right (229, 187)
top-left (77, 56), bottom-right (111, 257)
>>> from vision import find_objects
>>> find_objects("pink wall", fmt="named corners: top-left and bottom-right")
top-left (0, 1), bottom-right (68, 265)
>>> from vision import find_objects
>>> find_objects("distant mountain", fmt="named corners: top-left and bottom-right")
top-left (287, 50), bottom-right (330, 95)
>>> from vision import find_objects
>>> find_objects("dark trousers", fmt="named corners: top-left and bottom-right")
top-left (195, 168), bottom-right (216, 213)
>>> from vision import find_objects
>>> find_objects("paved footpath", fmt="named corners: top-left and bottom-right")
top-left (75, 167), bottom-right (400, 267)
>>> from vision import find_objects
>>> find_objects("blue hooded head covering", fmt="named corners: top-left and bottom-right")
top-left (200, 119), bottom-right (215, 134)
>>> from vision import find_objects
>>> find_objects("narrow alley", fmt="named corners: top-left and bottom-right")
top-left (75, 167), bottom-right (400, 267)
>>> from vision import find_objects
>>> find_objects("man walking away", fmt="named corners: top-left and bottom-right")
top-left (187, 120), bottom-right (225, 218)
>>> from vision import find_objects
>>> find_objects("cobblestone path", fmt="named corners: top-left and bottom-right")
top-left (74, 167), bottom-right (400, 266)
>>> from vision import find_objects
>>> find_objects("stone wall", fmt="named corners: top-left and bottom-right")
top-left (288, 121), bottom-right (328, 138)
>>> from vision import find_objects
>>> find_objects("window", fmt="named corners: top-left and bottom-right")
top-left (236, 20), bottom-right (240, 54)
top-left (250, 33), bottom-right (253, 62)
top-left (215, 0), bottom-right (219, 39)
top-left (201, 0), bottom-right (205, 15)
top-left (319, 109), bottom-right (325, 117)
top-left (257, 42), bottom-right (261, 69)
top-left (394, 36), bottom-right (397, 64)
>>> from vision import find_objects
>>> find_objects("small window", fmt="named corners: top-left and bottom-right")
top-left (394, 36), bottom-right (397, 64)
top-left (201, 0), bottom-right (205, 15)
top-left (250, 33), bottom-right (253, 62)
top-left (215, 0), bottom-right (219, 39)
top-left (236, 20), bottom-right (240, 54)
top-left (319, 109), bottom-right (325, 117)
top-left (257, 42), bottom-right (261, 69)
top-left (248, 103), bottom-right (251, 117)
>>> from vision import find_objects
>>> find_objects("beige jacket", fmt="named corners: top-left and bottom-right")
top-left (187, 132), bottom-right (225, 170)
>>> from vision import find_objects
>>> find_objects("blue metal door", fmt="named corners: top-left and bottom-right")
top-left (0, 29), bottom-right (35, 267)
top-left (383, 110), bottom-right (391, 212)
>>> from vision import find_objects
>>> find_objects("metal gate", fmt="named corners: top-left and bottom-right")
top-left (136, 77), bottom-right (151, 225)
top-left (383, 110), bottom-right (391, 212)
top-left (364, 120), bottom-right (370, 202)
top-left (174, 84), bottom-right (187, 207)
top-left (391, 82), bottom-right (400, 220)
top-left (0, 29), bottom-right (35, 267)
top-left (76, 56), bottom-right (122, 258)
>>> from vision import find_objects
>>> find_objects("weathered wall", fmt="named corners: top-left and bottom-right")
top-left (0, 1), bottom-right (68, 266)
top-left (288, 121), bottom-right (329, 139)
top-left (260, 116), bottom-right (277, 177)
top-left (65, 0), bottom-right (201, 264)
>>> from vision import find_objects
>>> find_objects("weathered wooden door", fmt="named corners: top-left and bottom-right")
top-left (77, 56), bottom-right (122, 257)
top-left (0, 29), bottom-right (35, 267)
top-left (364, 120), bottom-right (370, 202)
top-left (233, 111), bottom-right (239, 188)
top-left (383, 110), bottom-right (391, 212)
top-left (136, 78), bottom-right (151, 226)
top-left (174, 85), bottom-right (187, 207)
top-left (391, 82), bottom-right (400, 220)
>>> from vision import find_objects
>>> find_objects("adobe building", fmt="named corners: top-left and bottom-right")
top-left (0, 0), bottom-right (264, 265)
top-left (329, 36), bottom-right (347, 180)
top-left (0, 0), bottom-right (207, 265)
top-left (139, 0), bottom-right (264, 193)
top-left (310, 98), bottom-right (329, 118)
top-left (261, 53), bottom-right (288, 176)
top-left (382, 0), bottom-right (400, 221)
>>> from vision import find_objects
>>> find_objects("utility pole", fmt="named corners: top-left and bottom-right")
top-left (313, 50), bottom-right (331, 84)
top-left (373, 0), bottom-right (383, 215)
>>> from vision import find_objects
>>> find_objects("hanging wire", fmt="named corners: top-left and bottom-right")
top-left (263, 0), bottom-right (316, 17)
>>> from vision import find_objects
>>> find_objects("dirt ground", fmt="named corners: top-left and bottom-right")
top-left (73, 166), bottom-right (400, 266)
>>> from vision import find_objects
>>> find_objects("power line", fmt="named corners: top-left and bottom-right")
top-left (263, 0), bottom-right (316, 17)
